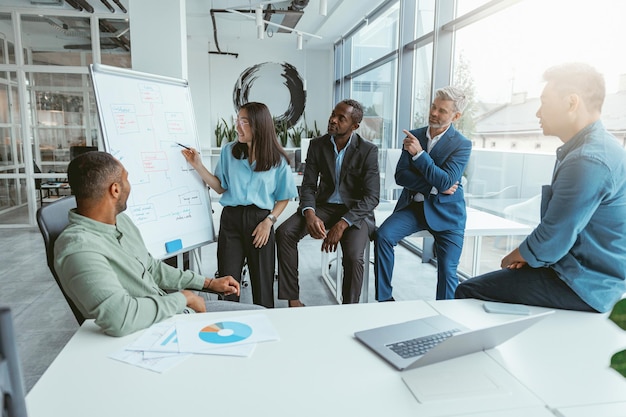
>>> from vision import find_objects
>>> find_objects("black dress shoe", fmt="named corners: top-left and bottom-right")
top-left (380, 297), bottom-right (395, 302)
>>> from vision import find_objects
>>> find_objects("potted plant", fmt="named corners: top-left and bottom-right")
top-left (274, 117), bottom-right (289, 147)
top-left (289, 125), bottom-right (305, 148)
top-left (223, 118), bottom-right (238, 143)
top-left (214, 118), bottom-right (225, 147)
top-left (214, 118), bottom-right (238, 148)
top-left (303, 114), bottom-right (322, 139)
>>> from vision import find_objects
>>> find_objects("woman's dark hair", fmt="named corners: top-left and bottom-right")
top-left (231, 102), bottom-right (290, 172)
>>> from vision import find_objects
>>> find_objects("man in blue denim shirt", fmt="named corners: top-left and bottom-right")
top-left (456, 63), bottom-right (626, 313)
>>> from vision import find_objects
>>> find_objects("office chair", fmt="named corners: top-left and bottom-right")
top-left (294, 149), bottom-right (305, 173)
top-left (37, 196), bottom-right (224, 315)
top-left (36, 195), bottom-right (86, 325)
top-left (0, 306), bottom-right (28, 417)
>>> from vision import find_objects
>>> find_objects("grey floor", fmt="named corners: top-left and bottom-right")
top-left (0, 204), bottom-right (437, 393)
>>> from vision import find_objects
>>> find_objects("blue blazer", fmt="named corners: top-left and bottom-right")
top-left (394, 125), bottom-right (472, 232)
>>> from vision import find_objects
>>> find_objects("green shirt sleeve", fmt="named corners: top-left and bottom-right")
top-left (54, 210), bottom-right (207, 337)
top-left (59, 250), bottom-right (187, 337)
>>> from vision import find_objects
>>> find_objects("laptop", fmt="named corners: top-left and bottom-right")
top-left (354, 311), bottom-right (553, 371)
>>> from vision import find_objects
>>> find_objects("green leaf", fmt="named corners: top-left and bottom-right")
top-left (611, 349), bottom-right (626, 378)
top-left (214, 119), bottom-right (224, 147)
top-left (289, 125), bottom-right (304, 147)
top-left (609, 299), bottom-right (626, 331)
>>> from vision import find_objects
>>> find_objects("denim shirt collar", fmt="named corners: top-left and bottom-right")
top-left (556, 120), bottom-right (603, 163)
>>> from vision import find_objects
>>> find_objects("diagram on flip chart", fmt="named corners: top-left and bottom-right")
top-left (91, 64), bottom-right (215, 259)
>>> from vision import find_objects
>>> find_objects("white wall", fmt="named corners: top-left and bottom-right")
top-left (130, 0), bottom-right (187, 79)
top-left (186, 17), bottom-right (333, 150)
top-left (187, 35), bottom-right (213, 150)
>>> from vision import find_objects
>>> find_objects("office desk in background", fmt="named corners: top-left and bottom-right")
top-left (39, 182), bottom-right (71, 204)
top-left (322, 206), bottom-right (534, 303)
top-left (26, 300), bottom-right (626, 417)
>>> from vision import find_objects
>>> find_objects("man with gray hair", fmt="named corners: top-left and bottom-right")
top-left (374, 86), bottom-right (471, 301)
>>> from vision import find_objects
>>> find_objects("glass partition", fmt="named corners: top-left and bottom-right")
top-left (0, 7), bottom-right (128, 226)
top-left (21, 15), bottom-right (93, 66)
top-left (0, 13), bottom-right (15, 65)
top-left (29, 72), bottom-right (97, 174)
top-left (100, 18), bottom-right (131, 68)
top-left (0, 69), bottom-right (25, 223)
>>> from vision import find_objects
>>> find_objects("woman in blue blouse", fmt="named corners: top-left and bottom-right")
top-left (182, 102), bottom-right (298, 308)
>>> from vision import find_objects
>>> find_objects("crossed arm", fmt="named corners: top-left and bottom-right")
top-left (397, 130), bottom-right (469, 195)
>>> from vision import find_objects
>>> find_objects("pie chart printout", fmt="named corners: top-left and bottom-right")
top-left (198, 321), bottom-right (253, 344)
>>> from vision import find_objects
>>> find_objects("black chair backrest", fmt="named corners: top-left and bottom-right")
top-left (33, 160), bottom-right (42, 189)
top-left (36, 196), bottom-right (85, 324)
top-left (294, 149), bottom-right (305, 173)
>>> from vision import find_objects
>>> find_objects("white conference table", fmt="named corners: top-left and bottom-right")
top-left (26, 299), bottom-right (626, 417)
top-left (322, 205), bottom-right (534, 303)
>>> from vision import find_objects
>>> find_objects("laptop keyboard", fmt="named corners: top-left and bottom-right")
top-left (386, 329), bottom-right (461, 359)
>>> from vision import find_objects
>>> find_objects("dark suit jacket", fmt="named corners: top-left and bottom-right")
top-left (300, 132), bottom-right (380, 232)
top-left (394, 125), bottom-right (471, 232)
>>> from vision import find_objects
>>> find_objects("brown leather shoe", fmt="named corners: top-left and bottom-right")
top-left (288, 300), bottom-right (306, 307)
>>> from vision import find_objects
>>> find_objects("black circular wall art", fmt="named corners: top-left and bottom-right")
top-left (233, 61), bottom-right (306, 128)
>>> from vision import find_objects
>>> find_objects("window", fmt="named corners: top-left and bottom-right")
top-left (411, 43), bottom-right (433, 129)
top-left (453, 0), bottom-right (626, 155)
top-left (351, 2), bottom-right (399, 71)
top-left (352, 61), bottom-right (397, 150)
top-left (414, 0), bottom-right (435, 37)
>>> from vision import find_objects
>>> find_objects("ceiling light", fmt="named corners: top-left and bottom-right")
top-left (319, 0), bottom-right (327, 16)
top-left (297, 32), bottom-right (303, 50)
top-left (255, 5), bottom-right (263, 27)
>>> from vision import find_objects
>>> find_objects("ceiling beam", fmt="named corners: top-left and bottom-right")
top-left (73, 0), bottom-right (94, 13)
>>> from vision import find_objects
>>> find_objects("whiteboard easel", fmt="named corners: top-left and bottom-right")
top-left (90, 64), bottom-right (215, 262)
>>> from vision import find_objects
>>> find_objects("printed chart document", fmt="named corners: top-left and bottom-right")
top-left (109, 322), bottom-right (191, 372)
top-left (176, 314), bottom-right (279, 354)
top-left (112, 314), bottom-right (278, 372)
top-left (109, 348), bottom-right (190, 373)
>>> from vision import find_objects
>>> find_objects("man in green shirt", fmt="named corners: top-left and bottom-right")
top-left (55, 151), bottom-right (257, 337)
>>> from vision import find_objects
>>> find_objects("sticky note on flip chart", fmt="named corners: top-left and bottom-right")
top-left (165, 239), bottom-right (183, 253)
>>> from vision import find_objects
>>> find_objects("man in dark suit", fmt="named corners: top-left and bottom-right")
top-left (375, 86), bottom-right (471, 301)
top-left (276, 99), bottom-right (380, 306)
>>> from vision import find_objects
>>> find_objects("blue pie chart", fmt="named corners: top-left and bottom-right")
top-left (198, 321), bottom-right (252, 344)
